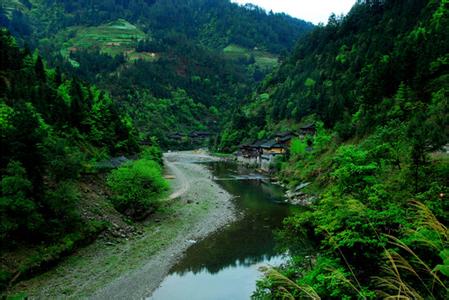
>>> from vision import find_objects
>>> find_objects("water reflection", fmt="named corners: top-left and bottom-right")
top-left (149, 162), bottom-right (294, 300)
top-left (149, 255), bottom-right (287, 300)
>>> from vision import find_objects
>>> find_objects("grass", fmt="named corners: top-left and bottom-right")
top-left (58, 19), bottom-right (157, 65)
top-left (223, 44), bottom-right (278, 70)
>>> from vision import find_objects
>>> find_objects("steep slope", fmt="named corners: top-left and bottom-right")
top-left (0, 28), bottom-right (141, 291)
top-left (228, 0), bottom-right (449, 298)
top-left (220, 0), bottom-right (448, 149)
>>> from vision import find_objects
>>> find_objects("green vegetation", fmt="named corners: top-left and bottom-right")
top-left (0, 29), bottom-right (159, 292)
top-left (59, 19), bottom-right (147, 61)
top-left (223, 44), bottom-right (278, 70)
top-left (1, 0), bottom-right (448, 298)
top-left (1, 0), bottom-right (313, 148)
top-left (107, 159), bottom-right (168, 219)
top-left (220, 0), bottom-right (449, 298)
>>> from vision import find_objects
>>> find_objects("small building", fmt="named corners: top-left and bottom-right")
top-left (260, 139), bottom-right (285, 155)
top-left (168, 132), bottom-right (185, 141)
top-left (299, 124), bottom-right (316, 138)
top-left (189, 131), bottom-right (211, 139)
top-left (239, 143), bottom-right (253, 158)
top-left (274, 131), bottom-right (298, 148)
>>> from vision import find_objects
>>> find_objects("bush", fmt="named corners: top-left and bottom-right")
top-left (107, 159), bottom-right (168, 219)
top-left (290, 137), bottom-right (307, 157)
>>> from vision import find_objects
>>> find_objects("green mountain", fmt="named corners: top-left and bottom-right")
top-left (0, 28), bottom-right (144, 289)
top-left (0, 2), bottom-right (313, 292)
top-left (0, 0), bottom-right (313, 147)
top-left (225, 0), bottom-right (448, 298)
top-left (220, 0), bottom-right (448, 149)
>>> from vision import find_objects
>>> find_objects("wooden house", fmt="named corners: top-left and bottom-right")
top-left (299, 124), bottom-right (316, 138)
top-left (274, 132), bottom-right (298, 148)
top-left (260, 139), bottom-right (285, 155)
top-left (239, 143), bottom-right (253, 158)
top-left (189, 131), bottom-right (211, 139)
top-left (168, 132), bottom-right (185, 141)
top-left (238, 140), bottom-right (265, 158)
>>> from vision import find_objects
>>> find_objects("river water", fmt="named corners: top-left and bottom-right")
top-left (149, 161), bottom-right (295, 300)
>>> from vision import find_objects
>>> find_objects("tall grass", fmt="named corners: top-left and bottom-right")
top-left (258, 201), bottom-right (449, 299)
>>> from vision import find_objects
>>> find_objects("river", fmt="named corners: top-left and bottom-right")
top-left (149, 161), bottom-right (296, 300)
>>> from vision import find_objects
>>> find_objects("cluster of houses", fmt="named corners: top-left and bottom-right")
top-left (236, 124), bottom-right (316, 172)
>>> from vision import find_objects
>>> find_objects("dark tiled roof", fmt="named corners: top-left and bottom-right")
top-left (300, 124), bottom-right (315, 130)
top-left (261, 139), bottom-right (283, 149)
top-left (249, 139), bottom-right (266, 148)
top-left (278, 135), bottom-right (294, 143)
top-left (275, 131), bottom-right (297, 138)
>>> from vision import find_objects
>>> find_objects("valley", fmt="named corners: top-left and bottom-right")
top-left (1, 0), bottom-right (448, 299)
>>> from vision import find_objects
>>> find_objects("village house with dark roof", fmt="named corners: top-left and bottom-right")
top-left (235, 125), bottom-right (316, 172)
top-left (299, 124), bottom-right (317, 138)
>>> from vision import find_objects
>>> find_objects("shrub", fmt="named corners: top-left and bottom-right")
top-left (290, 137), bottom-right (307, 157)
top-left (107, 159), bottom-right (168, 219)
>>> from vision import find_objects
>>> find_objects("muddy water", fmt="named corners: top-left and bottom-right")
top-left (149, 162), bottom-right (295, 300)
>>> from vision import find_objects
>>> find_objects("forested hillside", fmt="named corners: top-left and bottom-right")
top-left (0, 29), bottom-right (170, 291)
top-left (0, 0), bottom-right (313, 147)
top-left (219, 0), bottom-right (449, 298)
top-left (220, 0), bottom-right (448, 149)
top-left (1, 0), bottom-right (448, 298)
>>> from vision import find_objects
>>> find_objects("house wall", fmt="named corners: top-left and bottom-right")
top-left (236, 156), bottom-right (260, 167)
top-left (260, 153), bottom-right (283, 172)
top-left (263, 148), bottom-right (285, 155)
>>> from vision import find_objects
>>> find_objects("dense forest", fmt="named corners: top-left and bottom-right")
top-left (0, 0), bottom-right (313, 147)
top-left (217, 0), bottom-right (448, 298)
top-left (0, 29), bottom-right (170, 291)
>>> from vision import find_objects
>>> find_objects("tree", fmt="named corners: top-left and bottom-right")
top-left (0, 161), bottom-right (42, 242)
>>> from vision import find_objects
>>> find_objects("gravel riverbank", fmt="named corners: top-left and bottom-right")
top-left (93, 151), bottom-right (236, 299)
top-left (10, 151), bottom-right (236, 299)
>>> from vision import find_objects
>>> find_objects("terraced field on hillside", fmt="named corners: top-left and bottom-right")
top-left (58, 19), bottom-right (157, 66)
top-left (223, 44), bottom-right (278, 70)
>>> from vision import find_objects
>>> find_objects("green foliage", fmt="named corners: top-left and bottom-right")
top-left (3, 0), bottom-right (313, 149)
top-left (332, 145), bottom-right (378, 195)
top-left (42, 181), bottom-right (81, 235)
top-left (140, 146), bottom-right (163, 166)
top-left (436, 249), bottom-right (449, 277)
top-left (297, 257), bottom-right (360, 298)
top-left (40, 136), bottom-right (84, 182)
top-left (107, 159), bottom-right (168, 219)
top-left (290, 138), bottom-right (307, 157)
top-left (0, 29), bottom-right (142, 288)
top-left (0, 161), bottom-right (42, 242)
